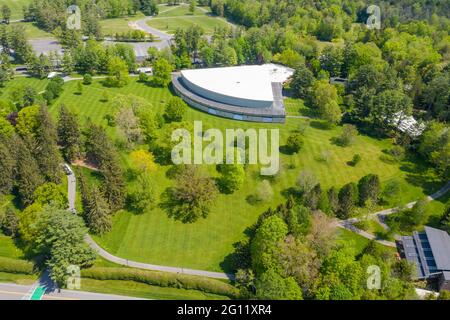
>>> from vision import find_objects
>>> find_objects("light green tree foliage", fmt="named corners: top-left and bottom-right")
top-left (32, 205), bottom-right (96, 287)
top-left (33, 183), bottom-right (68, 208)
top-left (251, 215), bottom-right (288, 275)
top-left (152, 58), bottom-right (173, 87)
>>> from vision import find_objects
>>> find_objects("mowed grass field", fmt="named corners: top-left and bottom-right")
top-left (2, 0), bottom-right (30, 21)
top-left (47, 78), bottom-right (441, 272)
top-left (0, 77), bottom-right (443, 272)
top-left (100, 12), bottom-right (146, 36)
top-left (147, 5), bottom-right (231, 34)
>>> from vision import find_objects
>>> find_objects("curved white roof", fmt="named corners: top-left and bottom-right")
top-left (180, 64), bottom-right (294, 103)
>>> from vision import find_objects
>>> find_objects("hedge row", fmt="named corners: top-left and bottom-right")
top-left (0, 256), bottom-right (35, 274)
top-left (81, 267), bottom-right (239, 298)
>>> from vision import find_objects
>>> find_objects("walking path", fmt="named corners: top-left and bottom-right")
top-left (337, 181), bottom-right (450, 247)
top-left (64, 164), bottom-right (234, 280)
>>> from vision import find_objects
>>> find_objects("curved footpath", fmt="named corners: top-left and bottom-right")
top-left (65, 164), bottom-right (234, 280)
top-left (337, 181), bottom-right (450, 247)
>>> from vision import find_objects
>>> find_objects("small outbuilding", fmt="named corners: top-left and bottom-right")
top-left (400, 226), bottom-right (450, 291)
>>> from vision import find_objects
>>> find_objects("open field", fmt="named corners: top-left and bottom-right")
top-left (147, 5), bottom-right (231, 34)
top-left (2, 0), bottom-right (30, 21)
top-left (100, 12), bottom-right (145, 36)
top-left (40, 78), bottom-right (440, 272)
top-left (10, 22), bottom-right (54, 39)
top-left (0, 76), bottom-right (443, 272)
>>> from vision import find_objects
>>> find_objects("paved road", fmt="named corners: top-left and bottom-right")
top-left (0, 283), bottom-right (142, 300)
top-left (337, 181), bottom-right (450, 246)
top-left (64, 164), bottom-right (234, 281)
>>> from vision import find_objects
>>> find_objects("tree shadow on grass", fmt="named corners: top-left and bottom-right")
top-left (310, 120), bottom-right (331, 130)
top-left (281, 187), bottom-right (301, 201)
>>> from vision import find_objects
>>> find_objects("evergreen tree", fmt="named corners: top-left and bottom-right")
top-left (80, 177), bottom-right (111, 235)
top-left (0, 138), bottom-right (15, 194)
top-left (35, 105), bottom-right (62, 183)
top-left (57, 105), bottom-right (81, 162)
top-left (357, 174), bottom-right (381, 207)
top-left (0, 207), bottom-right (18, 237)
top-left (338, 183), bottom-right (358, 219)
top-left (16, 136), bottom-right (44, 206)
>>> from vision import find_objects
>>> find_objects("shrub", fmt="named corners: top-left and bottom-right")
top-left (83, 74), bottom-right (92, 85)
top-left (80, 267), bottom-right (239, 298)
top-left (286, 133), bottom-right (304, 153)
top-left (350, 154), bottom-right (361, 166)
top-left (0, 257), bottom-right (35, 274)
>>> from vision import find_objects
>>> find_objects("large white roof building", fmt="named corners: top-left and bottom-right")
top-left (172, 64), bottom-right (294, 122)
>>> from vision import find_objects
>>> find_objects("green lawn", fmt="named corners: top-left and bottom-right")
top-left (0, 76), bottom-right (443, 273)
top-left (2, 0), bottom-right (31, 21)
top-left (147, 5), bottom-right (231, 34)
top-left (12, 22), bottom-right (53, 39)
top-left (78, 278), bottom-right (230, 300)
top-left (100, 12), bottom-right (145, 36)
top-left (0, 77), bottom-right (49, 97)
top-left (44, 78), bottom-right (441, 272)
top-left (0, 234), bottom-right (24, 259)
top-left (0, 272), bottom-right (37, 285)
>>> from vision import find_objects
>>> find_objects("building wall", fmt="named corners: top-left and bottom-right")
top-left (173, 82), bottom-right (284, 124)
top-left (181, 75), bottom-right (273, 109)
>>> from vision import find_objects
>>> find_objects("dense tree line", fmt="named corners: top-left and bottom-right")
top-left (233, 198), bottom-right (416, 300)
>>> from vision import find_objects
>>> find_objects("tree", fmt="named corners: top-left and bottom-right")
top-left (61, 51), bottom-right (75, 74)
top-left (218, 164), bottom-right (245, 194)
top-left (0, 207), bottom-right (18, 237)
top-left (29, 54), bottom-right (52, 79)
top-left (407, 198), bottom-right (428, 227)
top-left (83, 74), bottom-right (92, 85)
top-left (371, 89), bottom-right (412, 131)
top-left (290, 63), bottom-right (315, 99)
top-left (16, 137), bottom-right (44, 206)
top-left (32, 205), bottom-right (96, 287)
top-left (327, 187), bottom-right (339, 214)
top-left (251, 215), bottom-right (288, 275)
top-left (80, 178), bottom-right (112, 235)
top-left (57, 105), bottom-right (81, 162)
top-left (165, 166), bottom-right (218, 223)
top-left (43, 76), bottom-right (64, 103)
top-left (116, 107), bottom-right (143, 147)
top-left (152, 58), bottom-right (173, 87)
top-left (33, 183), bottom-right (67, 208)
top-left (419, 122), bottom-right (449, 179)
top-left (278, 235), bottom-right (320, 295)
top-left (1, 5), bottom-right (11, 24)
top-left (0, 53), bottom-right (13, 87)
top-left (338, 183), bottom-right (358, 219)
top-left (311, 80), bottom-right (340, 122)
top-left (440, 205), bottom-right (450, 232)
top-left (189, 0), bottom-right (197, 14)
top-left (130, 149), bottom-right (157, 174)
top-left (296, 169), bottom-right (318, 194)
top-left (128, 173), bottom-right (156, 213)
top-left (358, 174), bottom-right (381, 207)
top-left (105, 56), bottom-right (129, 87)
top-left (286, 133), bottom-right (303, 153)
top-left (321, 100), bottom-right (342, 127)
top-left (254, 269), bottom-right (303, 300)
top-left (164, 97), bottom-right (187, 122)
top-left (337, 124), bottom-right (358, 147)
top-left (34, 105), bottom-right (62, 183)
top-left (0, 139), bottom-right (15, 195)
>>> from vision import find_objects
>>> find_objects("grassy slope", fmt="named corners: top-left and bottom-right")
top-left (2, 0), bottom-right (30, 21)
top-left (147, 5), bottom-right (230, 35)
top-left (28, 77), bottom-right (438, 272)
